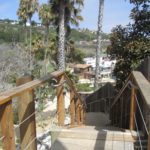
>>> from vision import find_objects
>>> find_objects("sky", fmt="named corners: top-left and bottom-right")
top-left (0, 0), bottom-right (133, 33)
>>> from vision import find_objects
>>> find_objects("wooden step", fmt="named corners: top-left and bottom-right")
top-left (51, 137), bottom-right (134, 150)
top-left (134, 140), bottom-right (148, 150)
top-left (51, 128), bottom-right (136, 142)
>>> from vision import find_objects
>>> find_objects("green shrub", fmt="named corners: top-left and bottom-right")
top-left (76, 83), bottom-right (93, 92)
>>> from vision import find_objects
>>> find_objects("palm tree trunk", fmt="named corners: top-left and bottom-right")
top-left (94, 0), bottom-right (104, 90)
top-left (44, 26), bottom-right (49, 75)
top-left (29, 17), bottom-right (33, 71)
top-left (58, 0), bottom-right (65, 71)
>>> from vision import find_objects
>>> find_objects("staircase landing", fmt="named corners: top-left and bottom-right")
top-left (51, 113), bottom-right (136, 150)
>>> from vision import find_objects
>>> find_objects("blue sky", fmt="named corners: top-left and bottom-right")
top-left (0, 0), bottom-right (133, 33)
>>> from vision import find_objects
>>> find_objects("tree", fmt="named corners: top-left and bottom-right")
top-left (108, 0), bottom-right (150, 89)
top-left (50, 0), bottom-right (84, 71)
top-left (17, 0), bottom-right (39, 71)
top-left (17, 1), bottom-right (28, 25)
top-left (49, 0), bottom-right (65, 71)
top-left (94, 0), bottom-right (105, 90)
top-left (17, 0), bottom-right (29, 44)
top-left (39, 3), bottom-right (54, 74)
top-left (66, 40), bottom-right (85, 63)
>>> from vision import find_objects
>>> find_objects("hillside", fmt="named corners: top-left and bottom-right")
top-left (0, 21), bottom-right (110, 58)
top-left (70, 28), bottom-right (109, 41)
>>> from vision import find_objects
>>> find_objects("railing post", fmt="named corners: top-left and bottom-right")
top-left (70, 90), bottom-right (75, 126)
top-left (80, 105), bottom-right (84, 124)
top-left (148, 128), bottom-right (150, 150)
top-left (76, 99), bottom-right (80, 125)
top-left (120, 96), bottom-right (123, 128)
top-left (17, 76), bottom-right (37, 150)
top-left (56, 75), bottom-right (65, 126)
top-left (147, 116), bottom-right (150, 150)
top-left (0, 101), bottom-right (16, 150)
top-left (129, 88), bottom-right (136, 130)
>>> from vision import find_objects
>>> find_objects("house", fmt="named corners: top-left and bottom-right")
top-left (69, 64), bottom-right (92, 79)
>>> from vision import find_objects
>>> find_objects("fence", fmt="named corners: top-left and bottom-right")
top-left (0, 71), bottom-right (86, 150)
top-left (110, 71), bottom-right (150, 150)
top-left (86, 83), bottom-right (115, 112)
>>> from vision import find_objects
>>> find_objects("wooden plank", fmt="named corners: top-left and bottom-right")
top-left (0, 71), bottom-right (64, 106)
top-left (80, 105), bottom-right (84, 124)
top-left (132, 71), bottom-right (150, 106)
top-left (57, 75), bottom-right (65, 126)
top-left (17, 76), bottom-right (37, 150)
top-left (0, 101), bottom-right (16, 150)
top-left (148, 128), bottom-right (150, 150)
top-left (129, 88), bottom-right (136, 130)
top-left (70, 90), bottom-right (75, 126)
top-left (111, 74), bottom-right (131, 109)
top-left (120, 96), bottom-right (123, 128)
top-left (76, 99), bottom-right (80, 125)
top-left (64, 74), bottom-right (85, 109)
top-left (64, 73), bottom-right (86, 124)
top-left (147, 115), bottom-right (150, 150)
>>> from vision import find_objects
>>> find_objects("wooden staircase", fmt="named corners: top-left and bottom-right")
top-left (51, 112), bottom-right (137, 150)
top-left (0, 71), bottom-right (149, 150)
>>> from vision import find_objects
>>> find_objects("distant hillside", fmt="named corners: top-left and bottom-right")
top-left (0, 20), bottom-right (110, 58)
top-left (70, 28), bottom-right (109, 42)
top-left (0, 21), bottom-right (55, 44)
top-left (0, 19), bottom-right (110, 44)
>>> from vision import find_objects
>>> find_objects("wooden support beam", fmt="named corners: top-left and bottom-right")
top-left (76, 99), bottom-right (80, 125)
top-left (0, 101), bottom-right (16, 150)
top-left (147, 124), bottom-right (150, 150)
top-left (129, 88), bottom-right (136, 130)
top-left (17, 76), bottom-right (37, 150)
top-left (70, 90), bottom-right (75, 126)
top-left (120, 96), bottom-right (123, 128)
top-left (80, 105), bottom-right (84, 124)
top-left (57, 75), bottom-right (65, 126)
top-left (114, 104), bottom-right (117, 125)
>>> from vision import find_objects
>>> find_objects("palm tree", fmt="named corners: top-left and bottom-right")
top-left (58, 0), bottom-right (65, 71)
top-left (50, 0), bottom-right (84, 71)
top-left (39, 4), bottom-right (53, 74)
top-left (94, 0), bottom-right (105, 90)
top-left (17, 0), bottom-right (38, 71)
top-left (17, 1), bottom-right (28, 43)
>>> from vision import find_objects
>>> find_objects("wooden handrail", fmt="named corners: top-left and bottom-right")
top-left (110, 71), bottom-right (150, 150)
top-left (111, 71), bottom-right (150, 109)
top-left (0, 70), bottom-right (86, 150)
top-left (132, 71), bottom-right (150, 106)
top-left (110, 74), bottom-right (132, 109)
top-left (64, 73), bottom-right (86, 125)
top-left (0, 71), bottom-right (64, 105)
top-left (64, 73), bottom-right (86, 109)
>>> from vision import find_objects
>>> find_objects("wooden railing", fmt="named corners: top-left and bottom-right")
top-left (110, 71), bottom-right (150, 149)
top-left (86, 83), bottom-right (115, 113)
top-left (0, 71), bottom-right (86, 150)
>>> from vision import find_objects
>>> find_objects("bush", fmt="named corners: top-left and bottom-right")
top-left (76, 83), bottom-right (93, 92)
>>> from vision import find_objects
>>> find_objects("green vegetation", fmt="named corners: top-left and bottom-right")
top-left (0, 23), bottom-right (24, 43)
top-left (77, 83), bottom-right (94, 92)
top-left (70, 28), bottom-right (109, 41)
top-left (108, 0), bottom-right (150, 88)
top-left (70, 29), bottom-right (96, 41)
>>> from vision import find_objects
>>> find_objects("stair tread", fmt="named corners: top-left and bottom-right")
top-left (51, 137), bottom-right (134, 150)
top-left (51, 112), bottom-right (137, 149)
top-left (51, 125), bottom-right (137, 142)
